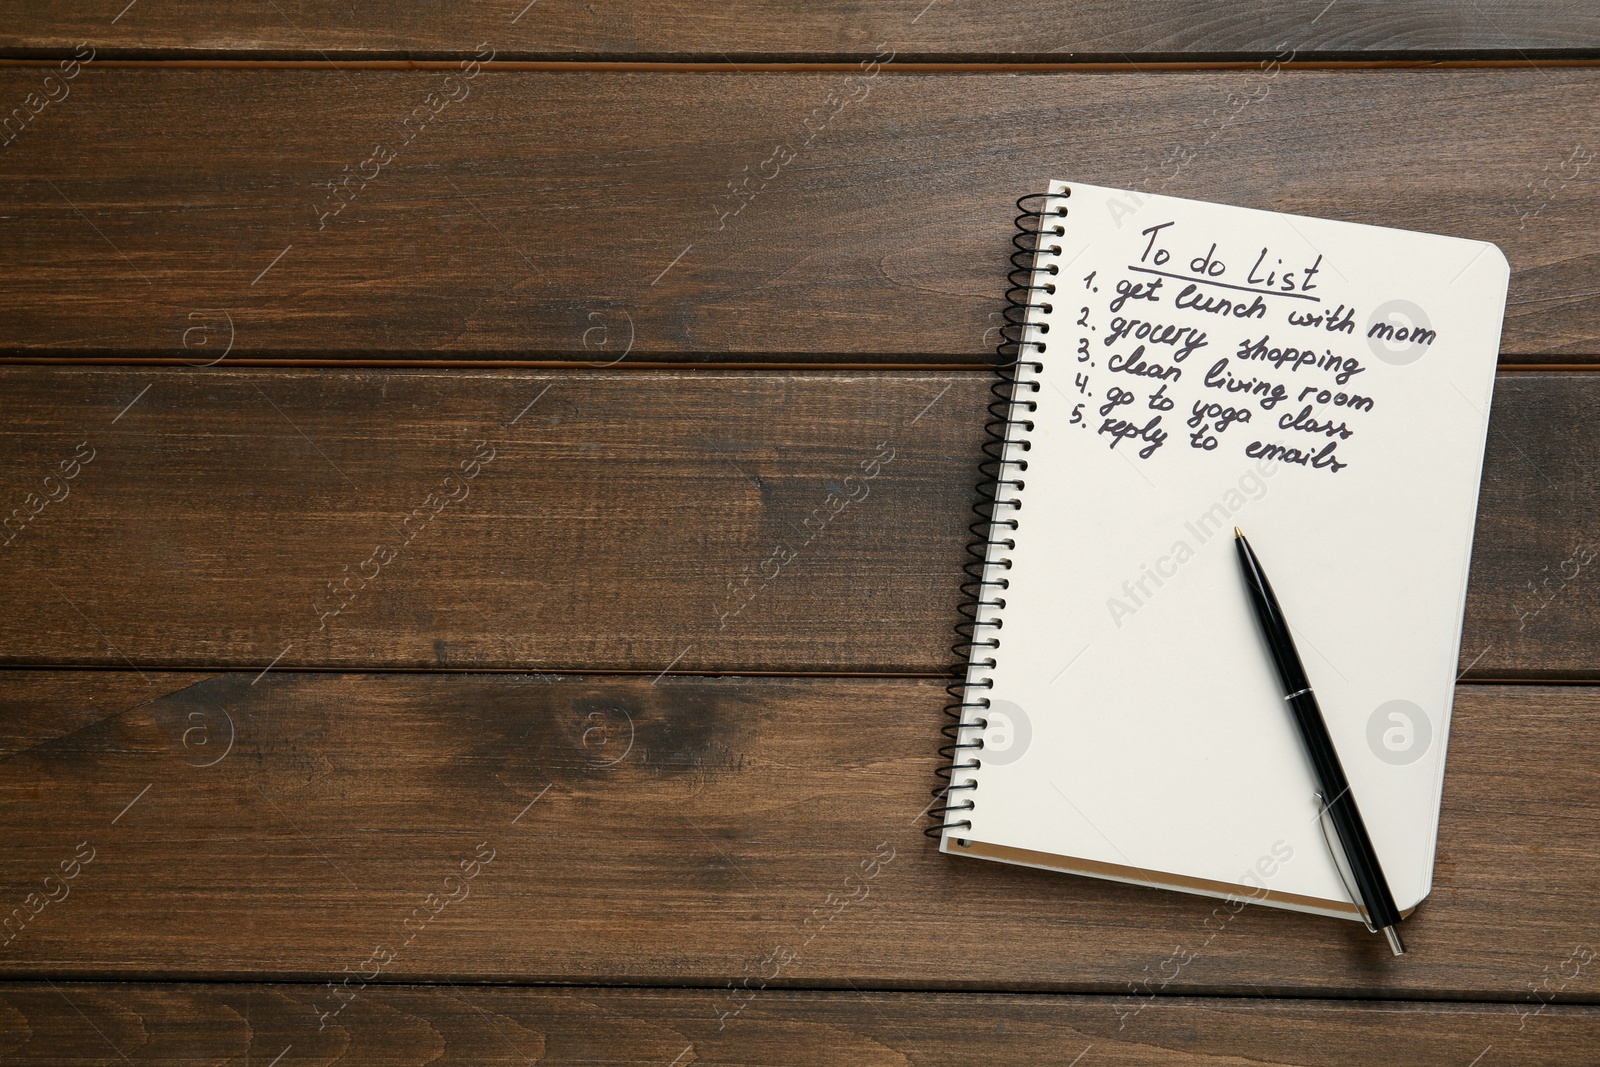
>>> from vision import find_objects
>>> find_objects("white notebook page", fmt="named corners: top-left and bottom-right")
top-left (942, 181), bottom-right (1509, 918)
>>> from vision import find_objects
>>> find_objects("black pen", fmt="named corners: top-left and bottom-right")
top-left (1234, 527), bottom-right (1406, 956)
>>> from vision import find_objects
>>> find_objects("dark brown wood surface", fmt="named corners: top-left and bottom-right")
top-left (1, 672), bottom-right (1595, 1001)
top-left (2, 11), bottom-right (1598, 1062)
top-left (0, 71), bottom-right (1596, 362)
top-left (0, 369), bottom-right (1593, 678)
top-left (4, 983), bottom-right (1598, 1066)
top-left (2, 2), bottom-right (1598, 61)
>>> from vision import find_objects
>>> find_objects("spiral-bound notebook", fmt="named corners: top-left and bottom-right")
top-left (930, 181), bottom-right (1510, 921)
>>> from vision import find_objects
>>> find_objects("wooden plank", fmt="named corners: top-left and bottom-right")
top-left (3, 983), bottom-right (1597, 1066)
top-left (1464, 373), bottom-right (1600, 679)
top-left (0, 70), bottom-right (1595, 362)
top-left (1, 3), bottom-right (1597, 62)
top-left (0, 367), bottom-right (980, 676)
top-left (0, 369), bottom-right (1593, 678)
top-left (0, 671), bottom-right (1594, 1000)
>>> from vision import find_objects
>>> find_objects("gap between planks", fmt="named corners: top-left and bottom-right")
top-left (3, 58), bottom-right (1600, 72)
top-left (0, 359), bottom-right (1595, 373)
top-left (2, 976), bottom-right (1598, 1009)
top-left (0, 665), bottom-right (1591, 685)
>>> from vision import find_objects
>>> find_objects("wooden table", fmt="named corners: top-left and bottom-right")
top-left (1, 5), bottom-right (1597, 1063)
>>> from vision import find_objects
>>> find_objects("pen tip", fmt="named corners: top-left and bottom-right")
top-left (1234, 526), bottom-right (1244, 539)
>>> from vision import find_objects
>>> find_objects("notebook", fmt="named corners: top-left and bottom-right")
top-left (930, 181), bottom-right (1510, 921)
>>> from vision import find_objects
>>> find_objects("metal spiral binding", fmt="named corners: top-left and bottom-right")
top-left (926, 190), bottom-right (1066, 841)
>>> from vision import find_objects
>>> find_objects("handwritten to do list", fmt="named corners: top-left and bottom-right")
top-left (1042, 186), bottom-right (1459, 479)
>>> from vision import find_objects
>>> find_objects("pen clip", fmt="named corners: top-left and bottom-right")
top-left (1314, 791), bottom-right (1375, 932)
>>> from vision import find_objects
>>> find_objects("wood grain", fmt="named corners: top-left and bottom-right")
top-left (1462, 373), bottom-right (1600, 679)
top-left (0, 70), bottom-right (1596, 362)
top-left (1, 2), bottom-right (1598, 62)
top-left (3, 982), bottom-right (1597, 1066)
top-left (0, 367), bottom-right (980, 676)
top-left (0, 368), bottom-right (1593, 678)
top-left (0, 671), bottom-right (1595, 1000)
